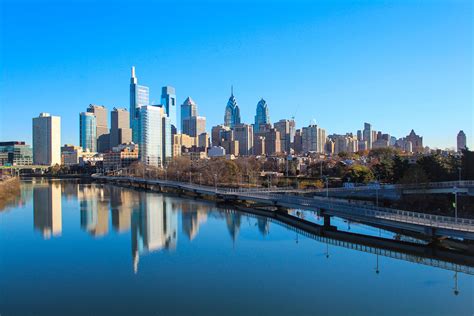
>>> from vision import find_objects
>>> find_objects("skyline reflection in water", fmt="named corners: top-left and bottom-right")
top-left (0, 179), bottom-right (472, 316)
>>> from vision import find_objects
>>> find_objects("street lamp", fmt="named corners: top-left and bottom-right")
top-left (214, 173), bottom-right (218, 192)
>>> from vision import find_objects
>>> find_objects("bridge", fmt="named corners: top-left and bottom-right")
top-left (309, 180), bottom-right (474, 200)
top-left (224, 208), bottom-right (474, 276)
top-left (93, 175), bottom-right (474, 241)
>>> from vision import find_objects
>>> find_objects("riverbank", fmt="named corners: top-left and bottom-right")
top-left (0, 177), bottom-right (21, 211)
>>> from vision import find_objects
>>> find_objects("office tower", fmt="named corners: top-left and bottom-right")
top-left (302, 125), bottom-right (318, 152)
top-left (162, 114), bottom-right (172, 165)
top-left (33, 182), bottom-right (62, 239)
top-left (139, 105), bottom-right (168, 167)
top-left (0, 141), bottom-right (33, 166)
top-left (274, 119), bottom-right (293, 153)
top-left (233, 123), bottom-right (253, 156)
top-left (357, 130), bottom-right (363, 141)
top-left (293, 129), bottom-right (303, 154)
top-left (255, 125), bottom-right (281, 155)
top-left (405, 129), bottom-right (423, 153)
top-left (189, 116), bottom-right (206, 137)
top-left (363, 123), bottom-right (372, 150)
top-left (317, 128), bottom-right (326, 153)
top-left (457, 130), bottom-right (466, 152)
top-left (181, 97), bottom-right (198, 135)
top-left (161, 86), bottom-right (177, 134)
top-left (254, 136), bottom-right (266, 155)
top-left (79, 112), bottom-right (97, 152)
top-left (224, 87), bottom-right (241, 128)
top-left (110, 108), bottom-right (132, 148)
top-left (130, 66), bottom-right (150, 144)
top-left (254, 98), bottom-right (270, 133)
top-left (211, 124), bottom-right (230, 147)
top-left (32, 113), bottom-right (61, 166)
top-left (87, 104), bottom-right (109, 152)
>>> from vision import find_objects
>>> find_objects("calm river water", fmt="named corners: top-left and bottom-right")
top-left (0, 179), bottom-right (472, 316)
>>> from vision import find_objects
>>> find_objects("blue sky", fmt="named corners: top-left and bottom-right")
top-left (0, 0), bottom-right (472, 149)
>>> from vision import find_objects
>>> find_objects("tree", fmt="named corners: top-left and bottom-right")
top-left (344, 164), bottom-right (374, 184)
top-left (398, 165), bottom-right (429, 184)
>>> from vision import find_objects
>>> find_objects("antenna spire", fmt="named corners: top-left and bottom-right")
top-left (231, 85), bottom-right (233, 96)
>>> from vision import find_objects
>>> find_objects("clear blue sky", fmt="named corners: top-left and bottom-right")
top-left (1, 0), bottom-right (472, 149)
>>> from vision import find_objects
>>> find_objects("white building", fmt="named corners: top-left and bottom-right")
top-left (32, 113), bottom-right (61, 166)
top-left (139, 106), bottom-right (166, 167)
top-left (208, 146), bottom-right (226, 157)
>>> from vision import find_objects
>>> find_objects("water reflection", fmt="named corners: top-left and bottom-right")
top-left (19, 180), bottom-right (474, 302)
top-left (33, 181), bottom-right (62, 239)
top-left (132, 194), bottom-right (178, 273)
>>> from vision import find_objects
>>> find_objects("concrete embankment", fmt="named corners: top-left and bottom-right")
top-left (0, 177), bottom-right (21, 211)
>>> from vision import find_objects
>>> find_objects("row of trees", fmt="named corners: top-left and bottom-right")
top-left (121, 148), bottom-right (473, 187)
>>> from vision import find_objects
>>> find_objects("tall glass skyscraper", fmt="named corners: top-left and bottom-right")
top-left (224, 87), bottom-right (241, 128)
top-left (130, 67), bottom-right (149, 144)
top-left (181, 97), bottom-right (197, 135)
top-left (254, 98), bottom-right (270, 133)
top-left (161, 86), bottom-right (177, 134)
top-left (139, 105), bottom-right (172, 167)
top-left (79, 112), bottom-right (97, 152)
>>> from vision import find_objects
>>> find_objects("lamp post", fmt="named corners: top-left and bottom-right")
top-left (214, 173), bottom-right (218, 192)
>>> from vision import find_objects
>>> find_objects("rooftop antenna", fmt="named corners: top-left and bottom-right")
top-left (231, 85), bottom-right (234, 96)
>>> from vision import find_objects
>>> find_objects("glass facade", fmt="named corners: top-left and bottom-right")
top-left (80, 112), bottom-right (97, 152)
top-left (0, 142), bottom-right (33, 166)
top-left (130, 67), bottom-right (150, 144)
top-left (139, 106), bottom-right (163, 167)
top-left (224, 92), bottom-right (241, 128)
top-left (161, 86), bottom-right (176, 134)
top-left (254, 98), bottom-right (270, 133)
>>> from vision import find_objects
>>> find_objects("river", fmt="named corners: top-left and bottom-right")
top-left (0, 179), bottom-right (472, 315)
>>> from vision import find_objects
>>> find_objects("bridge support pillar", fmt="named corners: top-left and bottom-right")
top-left (323, 214), bottom-right (331, 227)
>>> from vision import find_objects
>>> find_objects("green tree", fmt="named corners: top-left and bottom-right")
top-left (344, 164), bottom-right (374, 184)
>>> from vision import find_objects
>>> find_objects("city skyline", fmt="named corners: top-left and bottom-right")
top-left (0, 0), bottom-right (472, 150)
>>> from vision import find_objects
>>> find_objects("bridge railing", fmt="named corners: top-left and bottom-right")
top-left (237, 191), bottom-right (474, 231)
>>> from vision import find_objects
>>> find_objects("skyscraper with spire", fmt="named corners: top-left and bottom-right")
top-left (224, 86), bottom-right (241, 128)
top-left (161, 86), bottom-right (177, 134)
top-left (254, 98), bottom-right (270, 133)
top-left (129, 66), bottom-right (149, 144)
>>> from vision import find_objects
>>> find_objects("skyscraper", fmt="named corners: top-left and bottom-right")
top-left (363, 123), bottom-right (372, 150)
top-left (224, 87), bottom-right (241, 128)
top-left (87, 104), bottom-right (109, 152)
top-left (457, 130), bottom-right (466, 152)
top-left (274, 119), bottom-right (291, 153)
top-left (110, 108), bottom-right (132, 148)
top-left (32, 113), bottom-right (61, 166)
top-left (130, 67), bottom-right (150, 144)
top-left (161, 86), bottom-right (177, 134)
top-left (139, 105), bottom-right (170, 167)
top-left (79, 112), bottom-right (97, 152)
top-left (254, 98), bottom-right (270, 133)
top-left (189, 116), bottom-right (206, 137)
top-left (233, 123), bottom-right (253, 156)
top-left (302, 125), bottom-right (318, 152)
top-left (405, 129), bottom-right (423, 153)
top-left (181, 97), bottom-right (198, 135)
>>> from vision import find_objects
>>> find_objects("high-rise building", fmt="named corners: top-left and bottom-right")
top-left (274, 119), bottom-right (291, 153)
top-left (254, 98), bottom-right (270, 133)
top-left (181, 97), bottom-right (198, 135)
top-left (139, 105), bottom-right (169, 167)
top-left (293, 129), bottom-right (303, 154)
top-left (189, 116), bottom-right (206, 137)
top-left (162, 114), bottom-right (172, 165)
top-left (32, 113), bottom-right (61, 166)
top-left (233, 123), bottom-right (253, 156)
top-left (224, 87), bottom-right (241, 128)
top-left (405, 129), bottom-right (423, 153)
top-left (161, 86), bottom-right (177, 134)
top-left (302, 125), bottom-right (318, 153)
top-left (87, 104), bottom-right (109, 152)
top-left (211, 124), bottom-right (230, 147)
top-left (79, 112), bottom-right (97, 152)
top-left (110, 108), bottom-right (132, 148)
top-left (363, 123), bottom-right (372, 150)
top-left (130, 67), bottom-right (150, 144)
top-left (457, 130), bottom-right (467, 152)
